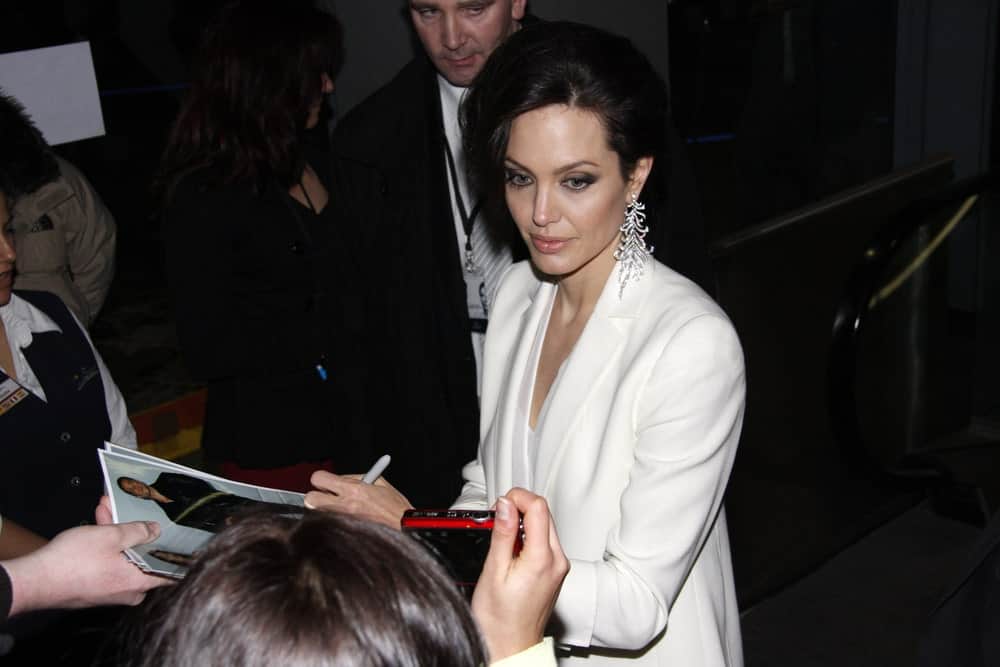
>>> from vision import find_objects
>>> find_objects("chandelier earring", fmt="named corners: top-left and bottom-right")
top-left (613, 192), bottom-right (653, 297)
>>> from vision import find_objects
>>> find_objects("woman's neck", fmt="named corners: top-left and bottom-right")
top-left (551, 242), bottom-right (617, 324)
top-left (289, 163), bottom-right (328, 214)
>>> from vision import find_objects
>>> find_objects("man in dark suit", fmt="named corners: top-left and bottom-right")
top-left (333, 0), bottom-right (712, 508)
top-left (333, 0), bottom-right (528, 508)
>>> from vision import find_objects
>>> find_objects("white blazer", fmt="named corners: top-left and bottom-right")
top-left (455, 260), bottom-right (745, 666)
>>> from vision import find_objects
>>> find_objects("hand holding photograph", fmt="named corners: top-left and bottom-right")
top-left (99, 444), bottom-right (305, 578)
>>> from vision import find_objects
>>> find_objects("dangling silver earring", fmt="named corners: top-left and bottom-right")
top-left (614, 193), bottom-right (653, 297)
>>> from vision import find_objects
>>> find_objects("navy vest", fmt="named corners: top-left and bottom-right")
top-left (0, 291), bottom-right (111, 538)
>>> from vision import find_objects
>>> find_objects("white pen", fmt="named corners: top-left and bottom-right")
top-left (361, 454), bottom-right (391, 484)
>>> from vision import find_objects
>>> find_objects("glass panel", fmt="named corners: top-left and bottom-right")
top-left (669, 0), bottom-right (897, 239)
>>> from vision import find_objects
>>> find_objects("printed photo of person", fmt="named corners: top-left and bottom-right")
top-left (116, 473), bottom-right (300, 534)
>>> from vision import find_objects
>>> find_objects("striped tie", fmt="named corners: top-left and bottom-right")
top-left (470, 210), bottom-right (512, 314)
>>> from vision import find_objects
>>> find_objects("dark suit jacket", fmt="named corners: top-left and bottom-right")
top-left (333, 56), bottom-right (482, 507)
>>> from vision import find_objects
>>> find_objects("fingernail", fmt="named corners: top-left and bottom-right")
top-left (496, 497), bottom-right (512, 521)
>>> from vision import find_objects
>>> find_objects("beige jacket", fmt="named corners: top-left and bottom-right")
top-left (10, 157), bottom-right (116, 326)
top-left (493, 638), bottom-right (557, 667)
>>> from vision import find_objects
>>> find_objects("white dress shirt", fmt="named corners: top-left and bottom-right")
top-left (438, 75), bottom-right (514, 393)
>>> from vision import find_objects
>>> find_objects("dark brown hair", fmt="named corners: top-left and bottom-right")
top-left (125, 509), bottom-right (488, 667)
top-left (156, 0), bottom-right (342, 198)
top-left (462, 21), bottom-right (670, 207)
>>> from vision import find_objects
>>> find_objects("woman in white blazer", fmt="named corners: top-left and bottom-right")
top-left (308, 21), bottom-right (745, 667)
top-left (458, 22), bottom-right (746, 665)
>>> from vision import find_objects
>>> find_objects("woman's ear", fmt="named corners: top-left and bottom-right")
top-left (627, 156), bottom-right (655, 200)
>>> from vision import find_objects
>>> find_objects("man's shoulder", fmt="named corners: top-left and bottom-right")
top-left (334, 57), bottom-right (436, 152)
top-left (343, 56), bottom-right (431, 117)
top-left (327, 152), bottom-right (388, 205)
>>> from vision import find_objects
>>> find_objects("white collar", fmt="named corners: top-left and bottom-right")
top-left (0, 293), bottom-right (63, 352)
top-left (437, 75), bottom-right (467, 114)
top-left (437, 75), bottom-right (468, 147)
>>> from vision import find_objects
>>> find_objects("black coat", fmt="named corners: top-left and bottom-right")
top-left (333, 56), bottom-right (481, 508)
top-left (162, 153), bottom-right (379, 472)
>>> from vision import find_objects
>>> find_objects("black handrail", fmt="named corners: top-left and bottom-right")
top-left (826, 170), bottom-right (998, 486)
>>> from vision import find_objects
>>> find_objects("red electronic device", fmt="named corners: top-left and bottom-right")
top-left (401, 509), bottom-right (523, 589)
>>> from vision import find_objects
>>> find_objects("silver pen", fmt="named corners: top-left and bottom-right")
top-left (361, 454), bottom-right (391, 484)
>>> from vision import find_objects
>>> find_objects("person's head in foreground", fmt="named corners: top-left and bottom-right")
top-left (462, 21), bottom-right (670, 285)
top-left (126, 508), bottom-right (489, 666)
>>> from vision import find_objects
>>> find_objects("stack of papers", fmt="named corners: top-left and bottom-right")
top-left (99, 444), bottom-right (305, 578)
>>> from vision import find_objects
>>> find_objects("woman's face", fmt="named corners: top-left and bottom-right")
top-left (503, 104), bottom-right (651, 287)
top-left (305, 73), bottom-right (334, 130)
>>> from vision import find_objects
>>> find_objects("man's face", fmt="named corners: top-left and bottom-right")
top-left (409, 0), bottom-right (526, 87)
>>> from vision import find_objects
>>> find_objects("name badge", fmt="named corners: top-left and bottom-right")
top-left (0, 378), bottom-right (29, 417)
top-left (465, 267), bottom-right (488, 322)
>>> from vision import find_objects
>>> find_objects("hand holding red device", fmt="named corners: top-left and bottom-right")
top-left (401, 509), bottom-right (524, 588)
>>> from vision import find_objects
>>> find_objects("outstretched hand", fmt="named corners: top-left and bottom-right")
top-left (472, 488), bottom-right (569, 662)
top-left (305, 471), bottom-right (413, 529)
top-left (3, 498), bottom-right (171, 617)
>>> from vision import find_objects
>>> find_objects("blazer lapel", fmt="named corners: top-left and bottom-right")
top-left (534, 263), bottom-right (649, 495)
top-left (488, 277), bottom-right (555, 500)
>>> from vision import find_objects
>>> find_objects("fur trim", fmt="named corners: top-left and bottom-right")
top-left (0, 89), bottom-right (60, 201)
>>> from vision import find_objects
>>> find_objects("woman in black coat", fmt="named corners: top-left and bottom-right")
top-left (158, 0), bottom-right (377, 491)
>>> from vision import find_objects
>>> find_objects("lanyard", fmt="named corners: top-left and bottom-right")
top-left (442, 133), bottom-right (483, 272)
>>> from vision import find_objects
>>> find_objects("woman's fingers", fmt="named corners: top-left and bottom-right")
top-left (309, 470), bottom-right (344, 494)
top-left (305, 471), bottom-right (412, 528)
top-left (482, 496), bottom-right (519, 573)
top-left (471, 488), bottom-right (569, 662)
